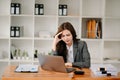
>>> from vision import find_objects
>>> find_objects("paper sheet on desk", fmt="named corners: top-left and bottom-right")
top-left (90, 64), bottom-right (118, 76)
top-left (15, 64), bottom-right (38, 73)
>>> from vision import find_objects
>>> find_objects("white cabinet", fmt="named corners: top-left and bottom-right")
top-left (0, 16), bottom-right (10, 38)
top-left (0, 39), bottom-right (9, 61)
top-left (0, 0), bottom-right (120, 78)
top-left (59, 0), bottom-right (81, 16)
top-left (35, 17), bottom-right (57, 37)
top-left (82, 0), bottom-right (104, 17)
top-left (11, 0), bottom-right (34, 15)
top-left (35, 0), bottom-right (58, 15)
top-left (105, 0), bottom-right (120, 17)
top-left (0, 0), bottom-right (10, 78)
top-left (0, 0), bottom-right (10, 15)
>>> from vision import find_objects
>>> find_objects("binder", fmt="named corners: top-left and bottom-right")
top-left (87, 19), bottom-right (102, 39)
top-left (97, 21), bottom-right (102, 38)
top-left (87, 20), bottom-right (92, 38)
top-left (91, 19), bottom-right (96, 38)
top-left (10, 26), bottom-right (15, 37)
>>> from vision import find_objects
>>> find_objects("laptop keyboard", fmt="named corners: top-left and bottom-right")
top-left (66, 68), bottom-right (76, 73)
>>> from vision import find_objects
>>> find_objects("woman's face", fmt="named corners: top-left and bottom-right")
top-left (61, 29), bottom-right (73, 46)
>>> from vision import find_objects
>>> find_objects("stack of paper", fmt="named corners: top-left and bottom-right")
top-left (90, 64), bottom-right (118, 76)
top-left (15, 64), bottom-right (39, 73)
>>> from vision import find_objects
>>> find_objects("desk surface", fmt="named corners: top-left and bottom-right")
top-left (2, 66), bottom-right (120, 80)
top-left (73, 68), bottom-right (120, 80)
top-left (2, 66), bottom-right (72, 80)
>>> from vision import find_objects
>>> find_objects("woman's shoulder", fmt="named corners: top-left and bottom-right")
top-left (74, 39), bottom-right (87, 48)
top-left (76, 39), bottom-right (86, 44)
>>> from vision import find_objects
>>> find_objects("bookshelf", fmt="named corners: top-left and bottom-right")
top-left (0, 0), bottom-right (120, 78)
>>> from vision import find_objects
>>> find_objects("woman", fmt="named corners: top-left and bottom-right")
top-left (52, 22), bottom-right (90, 68)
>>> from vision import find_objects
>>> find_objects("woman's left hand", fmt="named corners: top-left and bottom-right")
top-left (65, 63), bottom-right (72, 67)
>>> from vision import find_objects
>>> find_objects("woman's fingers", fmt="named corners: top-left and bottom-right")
top-left (55, 32), bottom-right (62, 38)
top-left (65, 63), bottom-right (72, 67)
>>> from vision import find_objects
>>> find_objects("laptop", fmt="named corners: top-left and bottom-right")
top-left (38, 54), bottom-right (76, 73)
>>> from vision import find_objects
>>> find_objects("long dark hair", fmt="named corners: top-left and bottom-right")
top-left (55, 22), bottom-right (77, 62)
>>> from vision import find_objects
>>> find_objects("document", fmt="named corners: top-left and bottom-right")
top-left (15, 64), bottom-right (39, 73)
top-left (90, 64), bottom-right (118, 76)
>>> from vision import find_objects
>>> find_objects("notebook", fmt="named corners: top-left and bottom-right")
top-left (38, 54), bottom-right (76, 73)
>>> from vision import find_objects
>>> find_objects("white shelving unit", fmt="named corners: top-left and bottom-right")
top-left (0, 0), bottom-right (120, 78)
top-left (103, 0), bottom-right (120, 66)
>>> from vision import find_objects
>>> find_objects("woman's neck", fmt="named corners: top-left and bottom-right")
top-left (67, 42), bottom-right (73, 48)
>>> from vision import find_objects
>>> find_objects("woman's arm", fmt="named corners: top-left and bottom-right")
top-left (52, 32), bottom-right (62, 51)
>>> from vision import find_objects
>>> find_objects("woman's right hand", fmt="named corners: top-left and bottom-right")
top-left (52, 32), bottom-right (62, 51)
top-left (54, 32), bottom-right (62, 43)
